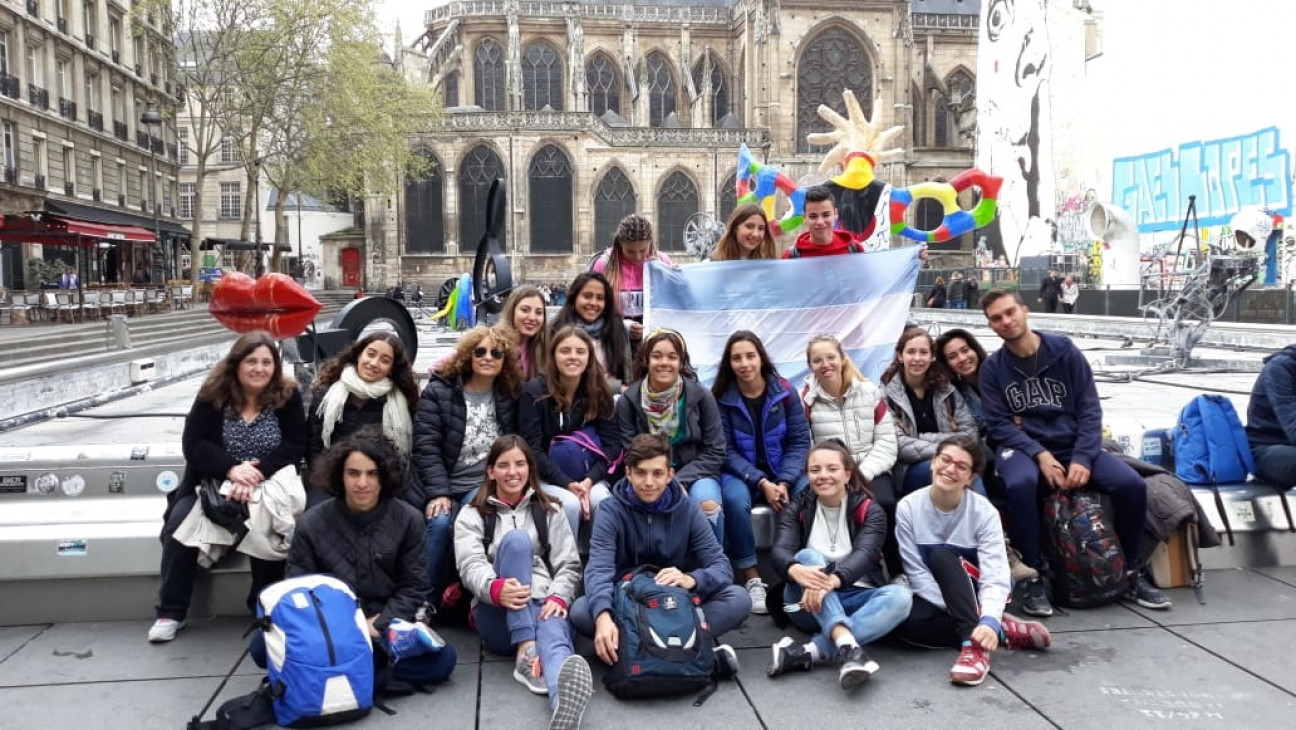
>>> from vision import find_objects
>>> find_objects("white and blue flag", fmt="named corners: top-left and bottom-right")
top-left (644, 247), bottom-right (922, 386)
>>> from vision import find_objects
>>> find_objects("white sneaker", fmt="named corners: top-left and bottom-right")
top-left (745, 577), bottom-right (769, 615)
top-left (147, 618), bottom-right (185, 643)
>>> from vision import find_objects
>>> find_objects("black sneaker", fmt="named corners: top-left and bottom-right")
top-left (1019, 576), bottom-right (1054, 618)
top-left (1124, 575), bottom-right (1172, 610)
top-left (766, 637), bottom-right (813, 677)
top-left (713, 644), bottom-right (740, 678)
top-left (837, 644), bottom-right (879, 690)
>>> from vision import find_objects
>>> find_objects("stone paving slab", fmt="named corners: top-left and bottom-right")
top-left (741, 644), bottom-right (1054, 730)
top-left (0, 625), bottom-right (46, 662)
top-left (1172, 619), bottom-right (1296, 695)
top-left (992, 627), bottom-right (1296, 729)
top-left (1028, 600), bottom-right (1157, 634)
top-left (0, 618), bottom-right (246, 687)
top-left (1253, 565), bottom-right (1296, 589)
top-left (0, 676), bottom-right (228, 730)
top-left (1123, 568), bottom-right (1296, 626)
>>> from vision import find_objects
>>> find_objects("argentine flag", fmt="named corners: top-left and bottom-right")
top-left (644, 246), bottom-right (922, 387)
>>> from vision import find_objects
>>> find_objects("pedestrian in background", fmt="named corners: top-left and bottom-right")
top-left (1060, 275), bottom-right (1079, 314)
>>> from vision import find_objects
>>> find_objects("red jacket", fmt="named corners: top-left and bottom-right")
top-left (782, 229), bottom-right (861, 258)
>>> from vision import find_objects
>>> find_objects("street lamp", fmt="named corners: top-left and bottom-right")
top-left (140, 101), bottom-right (163, 283)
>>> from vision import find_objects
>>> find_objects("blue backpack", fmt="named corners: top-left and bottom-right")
top-left (1173, 395), bottom-right (1257, 545)
top-left (257, 575), bottom-right (375, 727)
top-left (602, 566), bottom-right (723, 701)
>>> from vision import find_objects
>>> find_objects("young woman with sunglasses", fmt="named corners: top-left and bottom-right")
top-left (615, 328), bottom-right (727, 546)
top-left (895, 435), bottom-right (1051, 687)
top-left (517, 326), bottom-right (621, 539)
top-left (408, 325), bottom-right (521, 604)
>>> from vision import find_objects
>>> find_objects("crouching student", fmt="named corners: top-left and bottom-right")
top-left (894, 435), bottom-right (1050, 686)
top-left (571, 433), bottom-right (751, 670)
top-left (454, 435), bottom-right (593, 730)
top-left (766, 440), bottom-right (912, 689)
top-left (251, 430), bottom-right (456, 690)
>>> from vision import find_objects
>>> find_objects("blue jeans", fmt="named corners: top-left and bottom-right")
top-left (539, 481), bottom-right (612, 544)
top-left (683, 477), bottom-right (725, 547)
top-left (783, 548), bottom-right (913, 658)
top-left (471, 530), bottom-right (575, 709)
top-left (901, 459), bottom-right (986, 497)
top-left (949, 299), bottom-right (968, 310)
top-left (709, 474), bottom-right (810, 570)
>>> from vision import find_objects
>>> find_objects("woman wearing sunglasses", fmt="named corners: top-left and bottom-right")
top-left (895, 435), bottom-right (1051, 687)
top-left (615, 328), bottom-right (727, 546)
top-left (408, 325), bottom-right (521, 605)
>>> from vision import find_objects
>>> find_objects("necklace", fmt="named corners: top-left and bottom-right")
top-left (817, 502), bottom-right (843, 550)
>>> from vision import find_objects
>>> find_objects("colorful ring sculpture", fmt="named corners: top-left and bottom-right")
top-left (889, 169), bottom-right (1004, 243)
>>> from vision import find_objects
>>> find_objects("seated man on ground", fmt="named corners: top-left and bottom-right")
top-left (571, 433), bottom-right (751, 670)
top-left (978, 289), bottom-right (1170, 617)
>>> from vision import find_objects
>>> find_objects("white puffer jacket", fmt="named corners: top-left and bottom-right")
top-left (453, 489), bottom-right (582, 607)
top-left (801, 375), bottom-right (898, 481)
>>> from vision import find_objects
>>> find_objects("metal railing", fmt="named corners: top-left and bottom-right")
top-left (26, 0), bottom-right (38, 17)
top-left (113, 120), bottom-right (128, 141)
top-left (136, 130), bottom-right (150, 149)
top-left (88, 110), bottom-right (103, 131)
top-left (3, 166), bottom-right (16, 184)
top-left (56, 17), bottom-right (67, 33)
top-left (28, 84), bottom-right (49, 109)
top-left (33, 174), bottom-right (46, 190)
top-left (58, 97), bottom-right (77, 120)
top-left (63, 181), bottom-right (74, 195)
top-left (0, 74), bottom-right (19, 99)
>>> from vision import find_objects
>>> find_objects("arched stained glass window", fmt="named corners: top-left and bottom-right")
top-left (593, 166), bottom-right (636, 253)
top-left (796, 27), bottom-right (872, 154)
top-left (458, 145), bottom-right (505, 250)
top-left (528, 144), bottom-right (573, 253)
top-left (691, 52), bottom-right (729, 126)
top-left (474, 38), bottom-right (505, 111)
top-left (443, 71), bottom-right (459, 108)
top-left (645, 51), bottom-right (676, 128)
top-left (522, 42), bottom-right (563, 111)
top-left (586, 52), bottom-right (621, 117)
top-left (404, 149), bottom-right (444, 253)
top-left (656, 171), bottom-right (698, 252)
top-left (718, 174), bottom-right (737, 224)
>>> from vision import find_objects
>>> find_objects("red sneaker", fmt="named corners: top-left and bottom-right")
top-left (1001, 612), bottom-right (1052, 650)
top-left (949, 642), bottom-right (990, 686)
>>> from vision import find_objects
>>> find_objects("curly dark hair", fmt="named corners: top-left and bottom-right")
top-left (309, 331), bottom-right (418, 412)
top-left (711, 204), bottom-right (778, 261)
top-left (310, 427), bottom-right (405, 503)
top-left (632, 327), bottom-right (697, 383)
top-left (197, 330), bottom-right (297, 411)
top-left (880, 325), bottom-right (949, 390)
top-left (539, 326), bottom-right (614, 422)
top-left (552, 272), bottom-right (629, 382)
top-left (807, 439), bottom-right (874, 498)
top-left (469, 435), bottom-right (558, 517)
top-left (933, 328), bottom-right (988, 385)
top-left (433, 325), bottom-right (522, 397)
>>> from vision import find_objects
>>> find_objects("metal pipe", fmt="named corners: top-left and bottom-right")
top-left (1088, 202), bottom-right (1141, 288)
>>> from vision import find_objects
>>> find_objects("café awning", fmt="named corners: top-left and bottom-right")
top-left (0, 214), bottom-right (155, 246)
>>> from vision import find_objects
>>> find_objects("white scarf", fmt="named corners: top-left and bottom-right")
top-left (317, 365), bottom-right (412, 454)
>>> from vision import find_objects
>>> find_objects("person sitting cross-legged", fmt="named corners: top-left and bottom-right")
top-left (570, 433), bottom-right (751, 671)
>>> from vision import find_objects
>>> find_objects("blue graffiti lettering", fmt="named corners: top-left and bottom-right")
top-left (1111, 127), bottom-right (1293, 232)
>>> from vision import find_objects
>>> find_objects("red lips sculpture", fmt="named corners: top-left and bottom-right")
top-left (209, 272), bottom-right (323, 339)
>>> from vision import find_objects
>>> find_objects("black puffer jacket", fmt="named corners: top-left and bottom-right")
top-left (287, 496), bottom-right (427, 631)
top-left (406, 372), bottom-right (517, 509)
top-left (305, 389), bottom-right (390, 468)
top-left (771, 487), bottom-right (887, 589)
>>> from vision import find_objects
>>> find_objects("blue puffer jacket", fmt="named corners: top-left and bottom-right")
top-left (584, 479), bottom-right (733, 621)
top-left (717, 377), bottom-right (811, 487)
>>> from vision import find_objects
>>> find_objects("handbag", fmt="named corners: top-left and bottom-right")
top-left (548, 425), bottom-right (621, 480)
top-left (198, 478), bottom-right (250, 535)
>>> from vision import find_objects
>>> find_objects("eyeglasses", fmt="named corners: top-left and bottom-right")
top-left (934, 452), bottom-right (973, 476)
top-left (473, 346), bottom-right (504, 360)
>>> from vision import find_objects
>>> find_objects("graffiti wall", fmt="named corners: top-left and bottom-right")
top-left (1111, 127), bottom-right (1294, 233)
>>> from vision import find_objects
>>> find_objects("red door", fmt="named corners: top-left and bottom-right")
top-left (341, 248), bottom-right (361, 288)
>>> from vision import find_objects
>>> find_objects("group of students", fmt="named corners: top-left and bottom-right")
top-left (146, 205), bottom-right (1179, 727)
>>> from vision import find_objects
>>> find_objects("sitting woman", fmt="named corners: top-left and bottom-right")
top-left (615, 328), bottom-right (727, 545)
top-left (801, 334), bottom-right (900, 577)
top-left (711, 204), bottom-right (779, 261)
top-left (712, 330), bottom-right (812, 612)
top-left (767, 441), bottom-right (913, 689)
top-left (934, 328), bottom-right (990, 435)
top-left (895, 435), bottom-right (1050, 686)
top-left (306, 331), bottom-right (417, 474)
top-left (550, 272), bottom-right (631, 387)
top-left (501, 285), bottom-right (550, 381)
top-left (517, 326), bottom-right (621, 538)
top-left (408, 325), bottom-right (520, 603)
top-left (454, 435), bottom-right (592, 729)
top-left (879, 327), bottom-right (982, 497)
top-left (252, 431), bottom-right (457, 688)
top-left (150, 331), bottom-right (304, 643)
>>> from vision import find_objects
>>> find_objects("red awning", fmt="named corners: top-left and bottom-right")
top-left (48, 216), bottom-right (155, 242)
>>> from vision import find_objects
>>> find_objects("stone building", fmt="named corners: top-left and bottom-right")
top-left (386, 0), bottom-right (980, 288)
top-left (0, 0), bottom-right (184, 290)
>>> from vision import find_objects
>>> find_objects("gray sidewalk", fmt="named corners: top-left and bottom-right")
top-left (2, 568), bottom-right (1295, 729)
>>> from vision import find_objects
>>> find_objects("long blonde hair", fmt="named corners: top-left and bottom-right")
top-left (806, 333), bottom-right (866, 389)
top-left (500, 285), bottom-right (549, 378)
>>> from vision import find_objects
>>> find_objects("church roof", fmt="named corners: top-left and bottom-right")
top-left (911, 0), bottom-right (981, 15)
